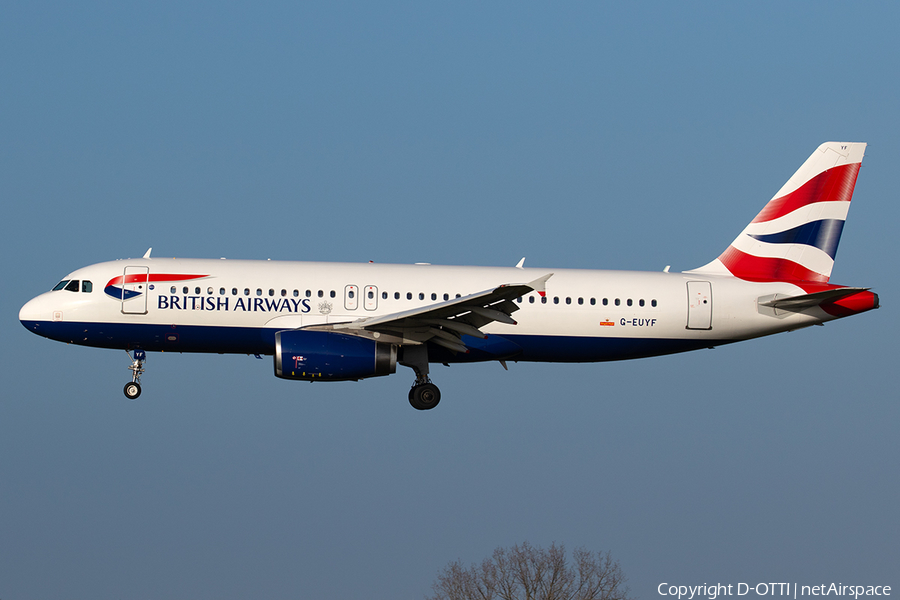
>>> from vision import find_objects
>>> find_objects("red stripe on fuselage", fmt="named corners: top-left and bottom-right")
top-left (105, 273), bottom-right (208, 287)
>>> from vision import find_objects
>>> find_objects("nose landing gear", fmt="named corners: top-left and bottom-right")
top-left (124, 349), bottom-right (146, 400)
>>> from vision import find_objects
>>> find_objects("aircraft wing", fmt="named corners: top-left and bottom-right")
top-left (315, 273), bottom-right (553, 353)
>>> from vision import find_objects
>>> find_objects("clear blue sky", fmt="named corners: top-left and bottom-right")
top-left (2, 3), bottom-right (897, 598)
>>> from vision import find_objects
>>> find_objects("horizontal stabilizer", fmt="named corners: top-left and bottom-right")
top-left (759, 287), bottom-right (869, 310)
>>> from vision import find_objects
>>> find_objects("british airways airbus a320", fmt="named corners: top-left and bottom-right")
top-left (20, 142), bottom-right (878, 410)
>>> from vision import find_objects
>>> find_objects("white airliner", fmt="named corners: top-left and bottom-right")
top-left (20, 142), bottom-right (878, 409)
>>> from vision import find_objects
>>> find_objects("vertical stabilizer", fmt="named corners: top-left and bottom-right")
top-left (689, 142), bottom-right (866, 283)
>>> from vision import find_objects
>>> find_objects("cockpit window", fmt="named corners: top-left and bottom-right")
top-left (52, 280), bottom-right (69, 291)
top-left (82, 280), bottom-right (92, 293)
top-left (64, 280), bottom-right (80, 292)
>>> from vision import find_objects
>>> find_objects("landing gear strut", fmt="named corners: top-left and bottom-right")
top-left (400, 344), bottom-right (441, 410)
top-left (124, 349), bottom-right (146, 400)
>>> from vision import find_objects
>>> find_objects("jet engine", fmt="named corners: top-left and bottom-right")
top-left (274, 330), bottom-right (397, 381)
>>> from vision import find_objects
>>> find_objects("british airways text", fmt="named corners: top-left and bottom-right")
top-left (157, 296), bottom-right (312, 313)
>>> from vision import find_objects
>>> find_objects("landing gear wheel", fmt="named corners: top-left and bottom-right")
top-left (409, 382), bottom-right (441, 410)
top-left (124, 349), bottom-right (146, 400)
top-left (124, 382), bottom-right (142, 400)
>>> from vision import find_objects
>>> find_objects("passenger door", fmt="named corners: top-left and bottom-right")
top-left (122, 266), bottom-right (150, 315)
top-left (686, 281), bottom-right (712, 330)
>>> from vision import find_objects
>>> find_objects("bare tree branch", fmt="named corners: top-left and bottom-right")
top-left (427, 542), bottom-right (633, 600)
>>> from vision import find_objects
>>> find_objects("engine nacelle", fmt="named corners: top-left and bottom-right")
top-left (274, 330), bottom-right (397, 381)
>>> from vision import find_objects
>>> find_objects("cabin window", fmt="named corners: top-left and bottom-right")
top-left (639, 299), bottom-right (645, 307)
top-left (52, 280), bottom-right (69, 291)
top-left (615, 298), bottom-right (621, 306)
top-left (219, 288), bottom-right (225, 295)
top-left (431, 293), bottom-right (437, 300)
top-left (233, 288), bottom-right (238, 295)
top-left (171, 286), bottom-right (177, 294)
top-left (566, 297), bottom-right (572, 305)
top-left (541, 296), bottom-right (547, 304)
top-left (317, 290), bottom-right (323, 298)
top-left (281, 289), bottom-right (287, 297)
top-left (330, 290), bottom-right (336, 298)
top-left (256, 289), bottom-right (262, 296)
top-left (394, 292), bottom-right (400, 300)
top-left (553, 297), bottom-right (559, 304)
top-left (419, 293), bottom-right (425, 300)
top-left (443, 293), bottom-right (449, 301)
top-left (244, 288), bottom-right (250, 296)
top-left (577, 297), bottom-right (583, 305)
top-left (529, 296), bottom-right (535, 304)
top-left (305, 290), bottom-right (311, 297)
top-left (268, 289), bottom-right (275, 297)
top-left (368, 290), bottom-right (375, 299)
top-left (195, 287), bottom-right (201, 294)
top-left (65, 280), bottom-right (80, 292)
top-left (293, 290), bottom-right (299, 297)
top-left (651, 299), bottom-right (658, 307)
top-left (208, 287), bottom-right (214, 295)
top-left (382, 291), bottom-right (388, 300)
top-left (407, 292), bottom-right (412, 300)
top-left (348, 290), bottom-right (355, 299)
top-left (627, 299), bottom-right (633, 307)
top-left (590, 298), bottom-right (596, 306)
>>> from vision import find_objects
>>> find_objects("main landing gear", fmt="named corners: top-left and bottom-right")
top-left (400, 344), bottom-right (441, 410)
top-left (409, 381), bottom-right (441, 411)
top-left (124, 349), bottom-right (146, 400)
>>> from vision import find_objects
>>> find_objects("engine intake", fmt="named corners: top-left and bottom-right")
top-left (274, 330), bottom-right (397, 381)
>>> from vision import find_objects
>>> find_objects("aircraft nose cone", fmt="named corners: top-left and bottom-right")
top-left (20, 297), bottom-right (38, 322)
top-left (20, 294), bottom-right (52, 331)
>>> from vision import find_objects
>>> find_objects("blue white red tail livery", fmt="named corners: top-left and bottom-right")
top-left (20, 141), bottom-right (878, 409)
top-left (692, 142), bottom-right (865, 284)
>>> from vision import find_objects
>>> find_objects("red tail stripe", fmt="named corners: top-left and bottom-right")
top-left (751, 163), bottom-right (860, 223)
top-left (718, 246), bottom-right (828, 284)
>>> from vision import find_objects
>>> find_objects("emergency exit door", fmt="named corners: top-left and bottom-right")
top-left (364, 286), bottom-right (378, 310)
top-left (344, 285), bottom-right (359, 311)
